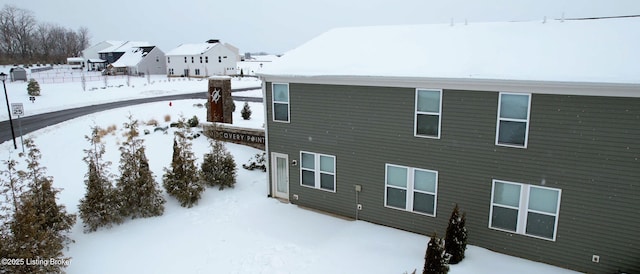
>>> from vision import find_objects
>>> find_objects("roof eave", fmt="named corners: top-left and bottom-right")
top-left (257, 74), bottom-right (640, 98)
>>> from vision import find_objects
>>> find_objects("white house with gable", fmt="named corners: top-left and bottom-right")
top-left (165, 39), bottom-right (238, 77)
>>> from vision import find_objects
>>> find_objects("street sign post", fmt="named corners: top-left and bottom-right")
top-left (10, 103), bottom-right (25, 152)
top-left (11, 103), bottom-right (23, 116)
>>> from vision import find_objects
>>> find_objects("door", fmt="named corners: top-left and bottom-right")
top-left (271, 153), bottom-right (289, 200)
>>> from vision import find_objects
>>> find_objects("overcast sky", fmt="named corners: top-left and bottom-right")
top-left (1, 0), bottom-right (639, 54)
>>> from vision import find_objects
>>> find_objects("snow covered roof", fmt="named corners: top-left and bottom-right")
top-left (66, 57), bottom-right (84, 62)
top-left (110, 46), bottom-right (155, 67)
top-left (99, 41), bottom-right (152, 53)
top-left (262, 16), bottom-right (640, 85)
top-left (165, 42), bottom-right (220, 56)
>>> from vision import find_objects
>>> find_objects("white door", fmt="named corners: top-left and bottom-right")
top-left (271, 153), bottom-right (289, 200)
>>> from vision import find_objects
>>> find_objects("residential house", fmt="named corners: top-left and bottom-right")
top-left (98, 41), bottom-right (152, 65)
top-left (82, 40), bottom-right (122, 71)
top-left (165, 39), bottom-right (238, 77)
top-left (108, 46), bottom-right (166, 75)
top-left (258, 17), bottom-right (640, 274)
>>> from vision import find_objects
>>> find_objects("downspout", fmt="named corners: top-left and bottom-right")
top-left (261, 77), bottom-right (271, 197)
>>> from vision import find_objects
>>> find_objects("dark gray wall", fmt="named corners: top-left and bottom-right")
top-left (265, 82), bottom-right (640, 274)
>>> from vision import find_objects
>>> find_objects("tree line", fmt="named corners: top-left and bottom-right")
top-left (0, 4), bottom-right (90, 65)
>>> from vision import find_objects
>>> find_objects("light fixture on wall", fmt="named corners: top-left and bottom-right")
top-left (291, 160), bottom-right (297, 166)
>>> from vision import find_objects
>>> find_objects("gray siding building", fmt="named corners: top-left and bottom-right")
top-left (259, 17), bottom-right (640, 273)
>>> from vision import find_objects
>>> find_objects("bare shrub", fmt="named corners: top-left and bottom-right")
top-left (146, 119), bottom-right (159, 127)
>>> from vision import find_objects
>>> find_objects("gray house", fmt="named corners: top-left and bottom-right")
top-left (259, 17), bottom-right (640, 273)
top-left (108, 46), bottom-right (166, 75)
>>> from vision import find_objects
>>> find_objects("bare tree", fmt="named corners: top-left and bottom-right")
top-left (0, 4), bottom-right (91, 65)
top-left (0, 5), bottom-right (36, 63)
top-left (76, 26), bottom-right (90, 55)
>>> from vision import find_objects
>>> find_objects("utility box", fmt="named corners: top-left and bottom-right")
top-left (206, 76), bottom-right (233, 124)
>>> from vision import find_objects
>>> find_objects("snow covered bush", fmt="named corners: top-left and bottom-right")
top-left (27, 78), bottom-right (40, 96)
top-left (187, 115), bottom-right (199, 127)
top-left (200, 140), bottom-right (237, 190)
top-left (116, 116), bottom-right (165, 219)
top-left (241, 101), bottom-right (252, 120)
top-left (444, 204), bottom-right (468, 264)
top-left (242, 152), bottom-right (266, 172)
top-left (79, 127), bottom-right (123, 232)
top-left (423, 233), bottom-right (449, 274)
top-left (163, 123), bottom-right (204, 208)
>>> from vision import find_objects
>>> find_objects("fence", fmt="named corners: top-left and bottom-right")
top-left (29, 74), bottom-right (132, 84)
top-left (28, 68), bottom-right (133, 84)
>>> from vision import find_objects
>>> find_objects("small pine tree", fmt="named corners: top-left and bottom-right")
top-left (1, 158), bottom-right (23, 216)
top-left (27, 78), bottom-right (41, 96)
top-left (0, 157), bottom-right (22, 261)
top-left (163, 123), bottom-right (204, 208)
top-left (116, 116), bottom-right (165, 219)
top-left (444, 204), bottom-right (468, 264)
top-left (200, 140), bottom-right (237, 190)
top-left (11, 138), bottom-right (76, 273)
top-left (78, 127), bottom-right (123, 232)
top-left (187, 115), bottom-right (199, 127)
top-left (423, 233), bottom-right (449, 274)
top-left (241, 101), bottom-right (252, 120)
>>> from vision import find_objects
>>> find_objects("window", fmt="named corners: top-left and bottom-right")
top-left (385, 164), bottom-right (438, 216)
top-left (205, 56), bottom-right (209, 63)
top-left (272, 83), bottom-right (290, 122)
top-left (200, 56), bottom-right (203, 63)
top-left (184, 57), bottom-right (187, 63)
top-left (191, 56), bottom-right (194, 63)
top-left (490, 180), bottom-right (561, 241)
top-left (168, 68), bottom-right (174, 75)
top-left (496, 93), bottom-right (531, 148)
top-left (218, 56), bottom-right (222, 63)
top-left (195, 69), bottom-right (200, 76)
top-left (167, 57), bottom-right (170, 63)
top-left (300, 151), bottom-right (336, 192)
top-left (414, 89), bottom-right (442, 138)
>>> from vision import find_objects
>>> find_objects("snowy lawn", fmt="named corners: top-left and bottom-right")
top-left (0, 68), bottom-right (261, 121)
top-left (0, 78), bottom-right (580, 274)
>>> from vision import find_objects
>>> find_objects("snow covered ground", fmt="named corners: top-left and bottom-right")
top-left (0, 72), bottom-right (580, 273)
top-left (0, 66), bottom-right (262, 121)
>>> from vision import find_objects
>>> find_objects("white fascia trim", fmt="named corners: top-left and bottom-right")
top-left (259, 74), bottom-right (640, 98)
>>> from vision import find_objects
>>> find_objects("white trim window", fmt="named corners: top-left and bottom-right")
top-left (489, 180), bottom-right (562, 241)
top-left (496, 92), bottom-right (531, 148)
top-left (272, 83), bottom-right (290, 123)
top-left (414, 89), bottom-right (442, 138)
top-left (385, 164), bottom-right (438, 216)
top-left (300, 151), bottom-right (336, 192)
